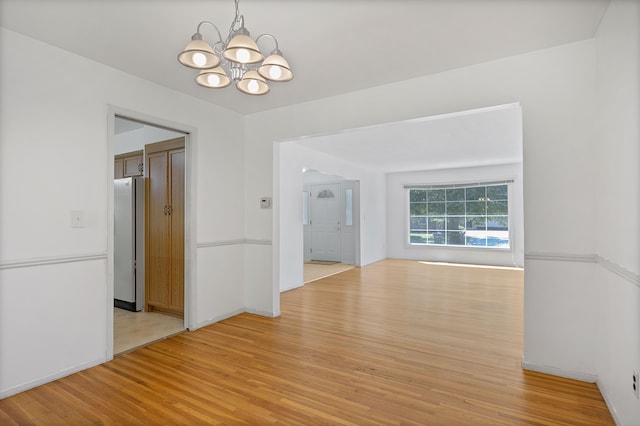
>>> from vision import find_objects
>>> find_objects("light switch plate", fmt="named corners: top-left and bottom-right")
top-left (70, 210), bottom-right (86, 228)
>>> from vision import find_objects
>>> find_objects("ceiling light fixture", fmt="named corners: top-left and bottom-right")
top-left (177, 0), bottom-right (293, 96)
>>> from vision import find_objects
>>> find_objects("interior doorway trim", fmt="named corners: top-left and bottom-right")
top-left (274, 141), bottom-right (363, 294)
top-left (106, 105), bottom-right (197, 361)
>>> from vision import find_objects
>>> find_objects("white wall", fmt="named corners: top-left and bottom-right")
top-left (594, 0), bottom-right (640, 424)
top-left (0, 28), bottom-right (246, 397)
top-left (386, 163), bottom-right (524, 267)
top-left (245, 37), bottom-right (599, 385)
top-left (114, 127), bottom-right (145, 154)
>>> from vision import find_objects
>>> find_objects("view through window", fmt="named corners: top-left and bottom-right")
top-left (408, 183), bottom-right (509, 247)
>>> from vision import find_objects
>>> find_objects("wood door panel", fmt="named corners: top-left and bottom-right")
top-left (144, 138), bottom-right (185, 317)
top-left (123, 154), bottom-right (143, 177)
top-left (114, 158), bottom-right (124, 179)
top-left (169, 149), bottom-right (185, 312)
top-left (115, 150), bottom-right (143, 178)
top-left (146, 152), bottom-right (170, 309)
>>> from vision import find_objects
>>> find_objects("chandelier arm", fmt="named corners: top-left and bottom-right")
top-left (233, 0), bottom-right (241, 23)
top-left (255, 33), bottom-right (280, 53)
top-left (196, 21), bottom-right (224, 46)
top-left (229, 0), bottom-right (244, 36)
top-left (228, 14), bottom-right (246, 39)
top-left (212, 41), bottom-right (225, 56)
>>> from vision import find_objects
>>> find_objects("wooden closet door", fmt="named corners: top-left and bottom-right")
top-left (146, 151), bottom-right (171, 309)
top-left (169, 149), bottom-right (185, 313)
top-left (145, 137), bottom-right (185, 317)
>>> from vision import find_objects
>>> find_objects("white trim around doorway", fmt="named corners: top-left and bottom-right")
top-left (106, 105), bottom-right (198, 361)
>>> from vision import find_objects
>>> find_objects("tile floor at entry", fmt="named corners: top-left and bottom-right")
top-left (304, 262), bottom-right (354, 283)
top-left (114, 308), bottom-right (185, 355)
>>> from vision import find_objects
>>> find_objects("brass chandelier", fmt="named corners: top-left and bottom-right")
top-left (177, 0), bottom-right (293, 95)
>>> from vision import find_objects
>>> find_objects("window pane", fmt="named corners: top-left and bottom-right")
top-left (431, 231), bottom-right (445, 244)
top-left (466, 186), bottom-right (486, 201)
top-left (409, 189), bottom-right (426, 202)
top-left (487, 216), bottom-right (508, 230)
top-left (466, 201), bottom-right (486, 215)
top-left (447, 217), bottom-right (465, 230)
top-left (428, 217), bottom-right (445, 230)
top-left (487, 200), bottom-right (508, 215)
top-left (486, 225), bottom-right (509, 247)
top-left (487, 184), bottom-right (508, 200)
top-left (428, 202), bottom-right (445, 215)
top-left (466, 234), bottom-right (487, 246)
top-left (446, 231), bottom-right (465, 245)
top-left (410, 217), bottom-right (427, 230)
top-left (410, 231), bottom-right (428, 244)
top-left (446, 201), bottom-right (465, 215)
top-left (410, 203), bottom-right (426, 215)
top-left (466, 216), bottom-right (486, 230)
top-left (345, 189), bottom-right (353, 226)
top-left (446, 188), bottom-right (464, 201)
top-left (487, 234), bottom-right (509, 247)
top-left (428, 189), bottom-right (445, 202)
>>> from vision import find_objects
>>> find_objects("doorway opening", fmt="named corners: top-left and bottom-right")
top-left (111, 115), bottom-right (188, 355)
top-left (303, 170), bottom-right (358, 283)
top-left (275, 103), bottom-right (524, 295)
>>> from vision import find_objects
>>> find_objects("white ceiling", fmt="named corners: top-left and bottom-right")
top-left (296, 103), bottom-right (522, 174)
top-left (0, 0), bottom-right (609, 115)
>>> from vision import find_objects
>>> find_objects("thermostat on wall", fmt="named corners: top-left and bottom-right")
top-left (260, 197), bottom-right (272, 209)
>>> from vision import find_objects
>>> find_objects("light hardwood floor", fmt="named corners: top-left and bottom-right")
top-left (0, 259), bottom-right (613, 425)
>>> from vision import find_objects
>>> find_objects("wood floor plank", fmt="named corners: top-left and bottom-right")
top-left (0, 259), bottom-right (613, 424)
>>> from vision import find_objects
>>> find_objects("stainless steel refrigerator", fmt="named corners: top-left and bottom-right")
top-left (114, 177), bottom-right (145, 311)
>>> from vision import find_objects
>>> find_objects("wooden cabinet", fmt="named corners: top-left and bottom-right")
top-left (145, 138), bottom-right (185, 317)
top-left (114, 158), bottom-right (124, 179)
top-left (114, 151), bottom-right (144, 179)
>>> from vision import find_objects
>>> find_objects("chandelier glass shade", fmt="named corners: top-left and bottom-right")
top-left (177, 0), bottom-right (293, 96)
top-left (196, 67), bottom-right (232, 88)
top-left (177, 37), bottom-right (220, 69)
top-left (223, 34), bottom-right (263, 64)
top-left (237, 70), bottom-right (269, 95)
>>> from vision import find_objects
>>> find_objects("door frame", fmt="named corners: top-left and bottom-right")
top-left (106, 106), bottom-right (197, 361)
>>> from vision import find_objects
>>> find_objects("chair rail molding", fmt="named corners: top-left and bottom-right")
top-left (0, 252), bottom-right (108, 270)
top-left (525, 251), bottom-right (639, 288)
top-left (196, 238), bottom-right (271, 249)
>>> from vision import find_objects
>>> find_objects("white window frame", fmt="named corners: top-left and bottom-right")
top-left (406, 181), bottom-right (513, 249)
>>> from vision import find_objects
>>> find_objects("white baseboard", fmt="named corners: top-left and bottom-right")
top-left (244, 308), bottom-right (281, 318)
top-left (521, 358), bottom-right (598, 383)
top-left (596, 381), bottom-right (622, 426)
top-left (193, 308), bottom-right (246, 330)
top-left (0, 357), bottom-right (105, 399)
top-left (194, 307), bottom-right (280, 330)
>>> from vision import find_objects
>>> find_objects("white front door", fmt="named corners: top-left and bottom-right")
top-left (310, 183), bottom-right (342, 262)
